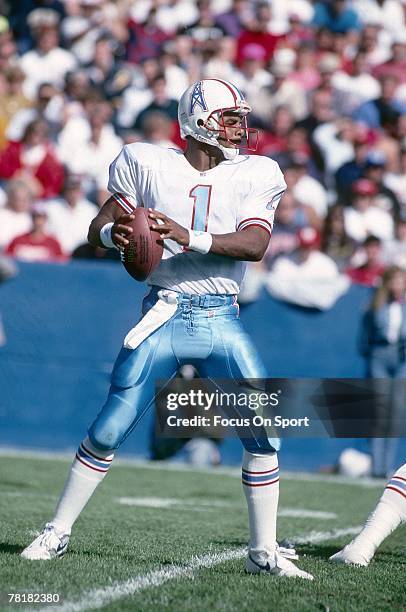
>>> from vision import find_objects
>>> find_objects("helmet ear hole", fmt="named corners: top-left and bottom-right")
top-left (197, 119), bottom-right (204, 127)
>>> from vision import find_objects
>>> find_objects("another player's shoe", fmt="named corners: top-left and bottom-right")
top-left (21, 524), bottom-right (69, 560)
top-left (329, 542), bottom-right (371, 567)
top-left (246, 550), bottom-right (314, 580)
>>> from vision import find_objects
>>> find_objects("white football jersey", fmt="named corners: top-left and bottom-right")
top-left (108, 143), bottom-right (286, 295)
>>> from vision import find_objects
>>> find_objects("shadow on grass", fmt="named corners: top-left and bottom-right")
top-left (297, 544), bottom-right (341, 559)
top-left (0, 543), bottom-right (24, 555)
top-left (0, 479), bottom-right (33, 489)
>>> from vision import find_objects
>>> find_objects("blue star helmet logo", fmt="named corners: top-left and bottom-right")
top-left (190, 81), bottom-right (208, 114)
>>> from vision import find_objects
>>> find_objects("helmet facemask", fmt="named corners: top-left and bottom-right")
top-left (202, 108), bottom-right (258, 159)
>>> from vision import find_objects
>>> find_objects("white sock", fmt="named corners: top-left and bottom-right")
top-left (51, 437), bottom-right (114, 534)
top-left (242, 450), bottom-right (279, 562)
top-left (349, 463), bottom-right (406, 561)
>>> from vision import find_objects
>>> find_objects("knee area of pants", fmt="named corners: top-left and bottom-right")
top-left (88, 426), bottom-right (120, 452)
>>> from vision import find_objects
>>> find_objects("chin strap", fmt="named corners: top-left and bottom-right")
top-left (219, 144), bottom-right (239, 160)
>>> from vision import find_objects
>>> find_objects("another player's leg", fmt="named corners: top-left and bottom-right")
top-left (330, 463), bottom-right (406, 566)
top-left (198, 306), bottom-right (313, 579)
top-left (21, 319), bottom-right (179, 560)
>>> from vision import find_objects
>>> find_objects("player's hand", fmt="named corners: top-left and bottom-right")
top-left (149, 210), bottom-right (190, 247)
top-left (112, 213), bottom-right (135, 247)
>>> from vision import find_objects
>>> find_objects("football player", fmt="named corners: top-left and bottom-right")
top-left (21, 79), bottom-right (313, 580)
top-left (330, 462), bottom-right (406, 566)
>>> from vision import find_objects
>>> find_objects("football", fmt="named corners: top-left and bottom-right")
top-left (120, 208), bottom-right (163, 281)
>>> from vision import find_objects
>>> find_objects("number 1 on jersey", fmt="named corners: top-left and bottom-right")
top-left (189, 184), bottom-right (212, 232)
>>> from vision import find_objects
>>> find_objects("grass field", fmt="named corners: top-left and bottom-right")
top-left (0, 454), bottom-right (405, 612)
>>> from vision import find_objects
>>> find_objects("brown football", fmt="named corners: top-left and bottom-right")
top-left (120, 208), bottom-right (163, 281)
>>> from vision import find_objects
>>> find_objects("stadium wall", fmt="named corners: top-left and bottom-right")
top-left (1, 261), bottom-right (403, 469)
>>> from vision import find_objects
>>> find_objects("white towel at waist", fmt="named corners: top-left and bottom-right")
top-left (123, 289), bottom-right (178, 350)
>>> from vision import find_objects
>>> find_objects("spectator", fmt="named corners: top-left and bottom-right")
top-left (141, 111), bottom-right (180, 149)
top-left (344, 179), bottom-right (394, 242)
top-left (0, 65), bottom-right (31, 148)
top-left (335, 130), bottom-right (370, 200)
top-left (332, 51), bottom-right (381, 116)
top-left (296, 87), bottom-right (335, 137)
top-left (232, 44), bottom-right (272, 107)
top-left (353, 0), bottom-right (405, 38)
top-left (5, 82), bottom-right (62, 143)
top-left (346, 235), bottom-right (386, 287)
top-left (7, 1), bottom-right (65, 55)
top-left (0, 118), bottom-right (64, 199)
top-left (284, 12), bottom-right (315, 48)
top-left (383, 216), bottom-right (406, 270)
top-left (0, 16), bottom-right (18, 73)
top-left (0, 180), bottom-right (32, 249)
top-left (149, 0), bottom-right (198, 35)
top-left (159, 46), bottom-right (189, 101)
top-left (266, 226), bottom-right (350, 310)
top-left (358, 23), bottom-right (392, 67)
top-left (58, 100), bottom-right (122, 203)
top-left (116, 58), bottom-right (161, 130)
top-left (19, 8), bottom-right (76, 100)
top-left (321, 204), bottom-right (357, 271)
top-left (361, 266), bottom-right (406, 478)
top-left (256, 105), bottom-right (295, 156)
top-left (236, 1), bottom-right (284, 66)
top-left (288, 157), bottom-right (328, 220)
top-left (253, 51), bottom-right (308, 124)
top-left (5, 203), bottom-right (65, 263)
top-left (181, 0), bottom-right (227, 54)
top-left (313, 117), bottom-right (358, 179)
top-left (353, 74), bottom-right (406, 130)
top-left (126, 8), bottom-right (168, 65)
top-left (215, 0), bottom-right (252, 39)
top-left (372, 31), bottom-right (406, 84)
top-left (6, 83), bottom-right (63, 141)
top-left (311, 0), bottom-right (362, 34)
top-left (44, 174), bottom-right (98, 255)
top-left (295, 87), bottom-right (336, 178)
top-left (61, 71), bottom-right (91, 124)
top-left (203, 37), bottom-right (240, 85)
top-left (85, 34), bottom-right (132, 103)
top-left (263, 192), bottom-right (305, 266)
top-left (134, 75), bottom-right (178, 132)
top-left (363, 151), bottom-right (401, 218)
top-left (384, 147), bottom-right (406, 210)
top-left (288, 43), bottom-right (320, 92)
top-left (61, 0), bottom-right (127, 66)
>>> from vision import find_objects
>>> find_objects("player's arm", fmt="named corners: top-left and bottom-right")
top-left (210, 227), bottom-right (270, 261)
top-left (149, 210), bottom-right (270, 262)
top-left (88, 196), bottom-right (135, 248)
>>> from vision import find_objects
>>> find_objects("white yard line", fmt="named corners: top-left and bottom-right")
top-left (116, 496), bottom-right (337, 519)
top-left (31, 526), bottom-right (362, 612)
top-left (278, 508), bottom-right (337, 520)
top-left (117, 496), bottom-right (233, 509)
top-left (31, 548), bottom-right (246, 612)
top-left (292, 526), bottom-right (362, 545)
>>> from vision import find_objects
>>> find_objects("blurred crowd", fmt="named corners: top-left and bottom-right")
top-left (0, 0), bottom-right (405, 302)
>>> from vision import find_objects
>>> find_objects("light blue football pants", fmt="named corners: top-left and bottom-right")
top-left (88, 286), bottom-right (280, 455)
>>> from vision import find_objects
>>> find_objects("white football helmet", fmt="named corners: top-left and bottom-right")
top-left (178, 79), bottom-right (258, 160)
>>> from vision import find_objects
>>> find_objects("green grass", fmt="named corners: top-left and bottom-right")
top-left (0, 455), bottom-right (405, 612)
